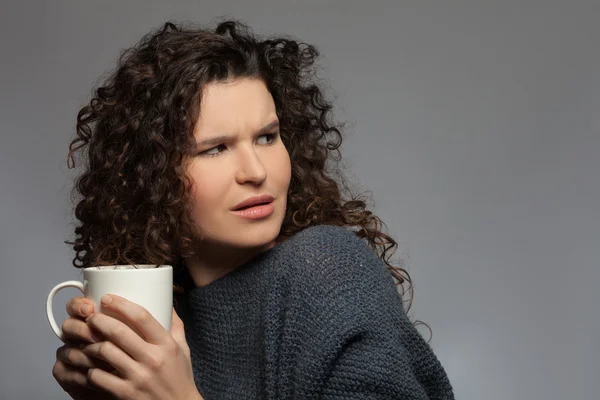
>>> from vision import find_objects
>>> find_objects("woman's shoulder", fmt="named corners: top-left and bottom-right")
top-left (274, 224), bottom-right (396, 295)
top-left (270, 224), bottom-right (408, 335)
top-left (279, 224), bottom-right (376, 268)
top-left (283, 224), bottom-right (369, 252)
top-left (287, 223), bottom-right (363, 247)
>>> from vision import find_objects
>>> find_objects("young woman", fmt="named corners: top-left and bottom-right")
top-left (52, 20), bottom-right (454, 400)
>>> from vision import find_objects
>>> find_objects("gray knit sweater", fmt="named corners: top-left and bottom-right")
top-left (174, 224), bottom-right (454, 399)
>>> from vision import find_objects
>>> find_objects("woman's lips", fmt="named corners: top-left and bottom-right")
top-left (232, 194), bottom-right (275, 211)
top-left (231, 201), bottom-right (275, 220)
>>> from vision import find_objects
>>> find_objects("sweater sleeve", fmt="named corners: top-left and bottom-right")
top-left (284, 225), bottom-right (454, 400)
top-left (314, 324), bottom-right (445, 400)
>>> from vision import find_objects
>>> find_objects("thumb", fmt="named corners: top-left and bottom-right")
top-left (169, 307), bottom-right (190, 357)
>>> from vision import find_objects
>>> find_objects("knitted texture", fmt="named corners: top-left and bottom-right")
top-left (174, 224), bottom-right (454, 399)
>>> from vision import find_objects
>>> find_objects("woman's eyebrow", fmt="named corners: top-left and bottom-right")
top-left (196, 120), bottom-right (279, 147)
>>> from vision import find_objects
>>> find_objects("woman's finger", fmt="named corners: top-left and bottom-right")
top-left (85, 312), bottom-right (151, 364)
top-left (170, 307), bottom-right (191, 361)
top-left (52, 358), bottom-right (90, 388)
top-left (86, 367), bottom-right (129, 398)
top-left (82, 340), bottom-right (137, 377)
top-left (53, 360), bottom-right (110, 395)
top-left (62, 318), bottom-right (101, 343)
top-left (66, 297), bottom-right (95, 319)
top-left (57, 344), bottom-right (95, 369)
top-left (56, 344), bottom-right (114, 371)
top-left (97, 294), bottom-right (168, 345)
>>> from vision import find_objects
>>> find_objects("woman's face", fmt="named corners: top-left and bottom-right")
top-left (186, 78), bottom-right (291, 250)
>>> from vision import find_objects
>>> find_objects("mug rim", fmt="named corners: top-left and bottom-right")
top-left (84, 264), bottom-right (172, 271)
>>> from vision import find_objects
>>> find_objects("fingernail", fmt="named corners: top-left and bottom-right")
top-left (101, 295), bottom-right (112, 305)
top-left (81, 304), bottom-right (92, 315)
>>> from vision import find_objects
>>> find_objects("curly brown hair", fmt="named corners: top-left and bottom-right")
top-left (65, 20), bottom-right (420, 319)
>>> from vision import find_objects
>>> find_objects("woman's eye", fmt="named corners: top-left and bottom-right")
top-left (199, 133), bottom-right (278, 157)
top-left (258, 132), bottom-right (278, 145)
top-left (201, 144), bottom-right (226, 157)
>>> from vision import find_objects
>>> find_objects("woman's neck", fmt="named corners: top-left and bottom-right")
top-left (183, 240), bottom-right (276, 287)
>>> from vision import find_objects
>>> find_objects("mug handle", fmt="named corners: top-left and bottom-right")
top-left (46, 280), bottom-right (85, 342)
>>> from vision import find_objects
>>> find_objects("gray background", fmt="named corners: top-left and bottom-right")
top-left (1, 1), bottom-right (598, 399)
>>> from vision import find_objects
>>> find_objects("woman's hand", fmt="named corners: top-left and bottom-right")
top-left (52, 296), bottom-right (117, 399)
top-left (80, 294), bottom-right (202, 400)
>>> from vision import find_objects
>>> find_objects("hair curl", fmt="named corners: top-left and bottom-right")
top-left (65, 19), bottom-right (425, 328)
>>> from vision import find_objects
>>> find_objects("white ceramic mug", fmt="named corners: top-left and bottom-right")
top-left (46, 265), bottom-right (173, 342)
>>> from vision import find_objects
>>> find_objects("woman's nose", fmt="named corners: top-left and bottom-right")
top-left (235, 149), bottom-right (267, 185)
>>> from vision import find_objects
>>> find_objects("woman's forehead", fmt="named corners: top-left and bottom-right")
top-left (194, 79), bottom-right (277, 138)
